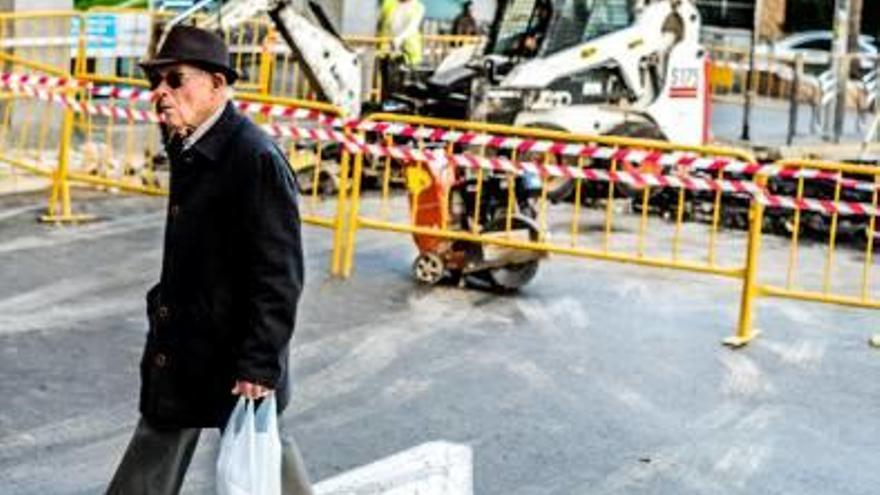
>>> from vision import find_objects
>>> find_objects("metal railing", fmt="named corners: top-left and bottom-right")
top-left (726, 158), bottom-right (880, 344)
top-left (706, 45), bottom-right (880, 142)
top-left (336, 112), bottom-right (774, 341)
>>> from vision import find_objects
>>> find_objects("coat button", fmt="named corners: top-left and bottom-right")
top-left (154, 353), bottom-right (167, 368)
top-left (170, 205), bottom-right (180, 218)
top-left (157, 306), bottom-right (170, 319)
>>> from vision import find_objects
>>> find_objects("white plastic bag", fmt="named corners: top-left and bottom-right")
top-left (217, 395), bottom-right (282, 495)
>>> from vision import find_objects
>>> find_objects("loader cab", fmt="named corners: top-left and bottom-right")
top-left (486, 0), bottom-right (552, 58)
top-left (486, 0), bottom-right (635, 59)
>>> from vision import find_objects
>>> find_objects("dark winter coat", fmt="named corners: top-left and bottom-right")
top-left (140, 102), bottom-right (304, 428)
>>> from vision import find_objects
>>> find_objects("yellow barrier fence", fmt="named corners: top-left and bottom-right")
top-left (1, 10), bottom-right (877, 346)
top-left (0, 71), bottom-right (354, 269)
top-left (707, 45), bottom-right (795, 101)
top-left (0, 10), bottom-right (352, 268)
top-left (337, 112), bottom-right (774, 339)
top-left (336, 114), bottom-right (880, 345)
top-left (725, 158), bottom-right (880, 344)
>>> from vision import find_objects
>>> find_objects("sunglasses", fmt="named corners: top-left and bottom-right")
top-left (147, 70), bottom-right (203, 90)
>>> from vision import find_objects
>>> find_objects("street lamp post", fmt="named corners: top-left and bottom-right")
top-left (831, 0), bottom-right (851, 143)
top-left (740, 0), bottom-right (764, 142)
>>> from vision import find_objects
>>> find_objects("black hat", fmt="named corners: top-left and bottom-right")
top-left (140, 25), bottom-right (239, 84)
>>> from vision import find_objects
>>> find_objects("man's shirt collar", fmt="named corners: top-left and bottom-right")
top-left (182, 101), bottom-right (227, 152)
top-left (182, 101), bottom-right (245, 163)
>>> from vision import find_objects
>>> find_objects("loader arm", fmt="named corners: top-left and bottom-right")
top-left (167, 0), bottom-right (362, 117)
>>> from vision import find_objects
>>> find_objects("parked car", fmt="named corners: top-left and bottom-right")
top-left (756, 30), bottom-right (878, 74)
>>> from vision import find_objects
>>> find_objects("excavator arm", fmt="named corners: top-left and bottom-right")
top-left (165, 0), bottom-right (362, 117)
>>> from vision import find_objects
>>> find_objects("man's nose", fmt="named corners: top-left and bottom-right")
top-left (150, 84), bottom-right (169, 103)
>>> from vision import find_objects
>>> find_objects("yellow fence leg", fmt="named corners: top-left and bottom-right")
top-left (41, 105), bottom-right (94, 224)
top-left (258, 32), bottom-right (276, 96)
top-left (342, 145), bottom-right (365, 278)
top-left (724, 175), bottom-right (767, 347)
top-left (330, 146), bottom-right (351, 277)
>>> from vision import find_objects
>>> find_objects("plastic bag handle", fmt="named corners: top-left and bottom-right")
top-left (226, 395), bottom-right (256, 435)
top-left (254, 392), bottom-right (277, 434)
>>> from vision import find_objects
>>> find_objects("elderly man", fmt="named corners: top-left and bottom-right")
top-left (106, 26), bottom-right (312, 495)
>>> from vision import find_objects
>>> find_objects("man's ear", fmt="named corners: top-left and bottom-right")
top-left (212, 73), bottom-right (225, 90)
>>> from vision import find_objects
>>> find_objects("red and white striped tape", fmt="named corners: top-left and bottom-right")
top-left (262, 124), bottom-right (879, 204)
top-left (6, 81), bottom-right (334, 125)
top-left (6, 72), bottom-right (879, 204)
top-left (9, 73), bottom-right (878, 192)
top-left (86, 84), bottom-right (344, 125)
top-left (236, 101), bottom-right (340, 125)
top-left (263, 124), bottom-right (360, 145)
top-left (1, 71), bottom-right (343, 125)
top-left (349, 121), bottom-right (879, 192)
top-left (4, 83), bottom-right (161, 123)
top-left (756, 192), bottom-right (878, 217)
top-left (90, 85), bottom-right (152, 101)
top-left (0, 72), bottom-right (81, 89)
top-left (260, 123), bottom-right (763, 194)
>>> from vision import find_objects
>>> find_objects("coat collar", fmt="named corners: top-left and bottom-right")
top-left (187, 101), bottom-right (244, 163)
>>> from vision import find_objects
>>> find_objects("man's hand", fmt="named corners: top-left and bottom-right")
top-left (231, 380), bottom-right (271, 400)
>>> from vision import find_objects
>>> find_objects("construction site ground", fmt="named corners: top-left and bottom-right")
top-left (0, 189), bottom-right (878, 494)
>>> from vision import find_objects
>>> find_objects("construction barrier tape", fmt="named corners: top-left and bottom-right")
top-left (348, 121), bottom-right (879, 193)
top-left (4, 83), bottom-right (161, 123)
top-left (0, 71), bottom-right (342, 125)
top-left (755, 192), bottom-right (878, 217)
top-left (0, 72), bottom-right (81, 89)
top-left (4, 72), bottom-right (878, 213)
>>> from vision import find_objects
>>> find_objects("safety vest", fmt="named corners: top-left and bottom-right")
top-left (379, 0), bottom-right (424, 65)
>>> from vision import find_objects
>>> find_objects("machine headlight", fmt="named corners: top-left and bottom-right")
top-left (471, 88), bottom-right (524, 123)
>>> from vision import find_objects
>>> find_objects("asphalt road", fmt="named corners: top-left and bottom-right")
top-left (0, 191), bottom-right (879, 494)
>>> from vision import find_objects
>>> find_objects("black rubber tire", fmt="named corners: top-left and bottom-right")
top-left (478, 214), bottom-right (541, 291)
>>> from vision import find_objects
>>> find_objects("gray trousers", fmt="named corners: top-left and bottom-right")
top-left (106, 417), bottom-right (313, 495)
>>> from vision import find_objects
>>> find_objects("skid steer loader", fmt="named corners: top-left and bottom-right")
top-left (380, 0), bottom-right (710, 209)
top-left (388, 0), bottom-right (709, 146)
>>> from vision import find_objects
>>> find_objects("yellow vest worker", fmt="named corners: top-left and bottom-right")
top-left (378, 0), bottom-right (425, 66)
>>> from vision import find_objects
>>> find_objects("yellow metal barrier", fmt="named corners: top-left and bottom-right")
top-left (0, 73), bottom-right (352, 268)
top-left (0, 9), bottom-right (352, 261)
top-left (236, 92), bottom-right (352, 275)
top-left (339, 112), bottom-right (766, 333)
top-left (706, 45), bottom-right (795, 101)
top-left (725, 159), bottom-right (880, 345)
top-left (338, 116), bottom-right (880, 345)
top-left (0, 91), bottom-right (55, 197)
